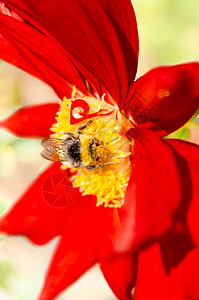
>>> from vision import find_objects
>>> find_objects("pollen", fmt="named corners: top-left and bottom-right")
top-left (72, 165), bottom-right (128, 207)
top-left (50, 87), bottom-right (131, 207)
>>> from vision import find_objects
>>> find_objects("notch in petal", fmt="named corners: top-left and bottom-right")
top-left (95, 207), bottom-right (137, 300)
top-left (166, 139), bottom-right (199, 247)
top-left (100, 253), bottom-right (136, 300)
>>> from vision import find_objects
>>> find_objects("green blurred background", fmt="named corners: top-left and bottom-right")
top-left (0, 0), bottom-right (198, 299)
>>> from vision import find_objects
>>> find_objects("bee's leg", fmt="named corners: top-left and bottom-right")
top-left (60, 131), bottom-right (73, 136)
top-left (59, 132), bottom-right (75, 140)
top-left (85, 165), bottom-right (98, 170)
top-left (77, 120), bottom-right (93, 134)
top-left (85, 161), bottom-right (118, 170)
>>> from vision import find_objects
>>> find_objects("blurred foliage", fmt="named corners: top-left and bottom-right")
top-left (0, 201), bottom-right (7, 215)
top-left (167, 110), bottom-right (199, 140)
top-left (0, 65), bottom-right (21, 115)
top-left (0, 261), bottom-right (15, 290)
top-left (171, 127), bottom-right (190, 141)
top-left (133, 0), bottom-right (199, 70)
top-left (0, 256), bottom-right (40, 300)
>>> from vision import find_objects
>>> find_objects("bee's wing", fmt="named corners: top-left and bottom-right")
top-left (41, 138), bottom-right (68, 162)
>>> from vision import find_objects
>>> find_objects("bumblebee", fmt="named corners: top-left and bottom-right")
top-left (41, 122), bottom-right (118, 170)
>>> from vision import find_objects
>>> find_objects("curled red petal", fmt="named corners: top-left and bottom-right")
top-left (0, 163), bottom-right (85, 245)
top-left (0, 103), bottom-right (59, 138)
top-left (70, 99), bottom-right (89, 124)
top-left (125, 63), bottom-right (199, 135)
top-left (38, 215), bottom-right (96, 300)
top-left (0, 7), bottom-right (88, 98)
top-left (4, 0), bottom-right (138, 104)
top-left (115, 128), bottom-right (182, 253)
top-left (70, 99), bottom-right (114, 124)
top-left (134, 243), bottom-right (199, 300)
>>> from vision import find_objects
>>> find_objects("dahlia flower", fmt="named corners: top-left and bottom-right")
top-left (0, 0), bottom-right (199, 299)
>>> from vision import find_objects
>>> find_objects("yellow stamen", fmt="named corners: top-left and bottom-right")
top-left (50, 90), bottom-right (131, 207)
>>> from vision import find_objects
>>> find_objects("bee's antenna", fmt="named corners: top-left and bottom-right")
top-left (100, 136), bottom-right (120, 149)
top-left (106, 137), bottom-right (120, 144)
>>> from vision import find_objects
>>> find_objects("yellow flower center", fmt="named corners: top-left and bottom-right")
top-left (50, 88), bottom-right (131, 207)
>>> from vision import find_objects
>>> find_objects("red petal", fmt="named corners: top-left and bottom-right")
top-left (98, 0), bottom-right (139, 92)
top-left (0, 8), bottom-right (88, 98)
top-left (159, 229), bottom-right (195, 274)
top-left (166, 139), bottom-right (199, 170)
top-left (134, 243), bottom-right (199, 300)
top-left (0, 163), bottom-right (85, 245)
top-left (100, 253), bottom-right (136, 300)
top-left (4, 0), bottom-right (138, 104)
top-left (0, 103), bottom-right (59, 138)
top-left (125, 63), bottom-right (199, 135)
top-left (115, 129), bottom-right (182, 252)
top-left (166, 139), bottom-right (199, 247)
top-left (95, 207), bottom-right (137, 300)
top-left (38, 214), bottom-right (96, 300)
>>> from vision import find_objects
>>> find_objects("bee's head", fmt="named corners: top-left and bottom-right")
top-left (91, 137), bottom-right (119, 162)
